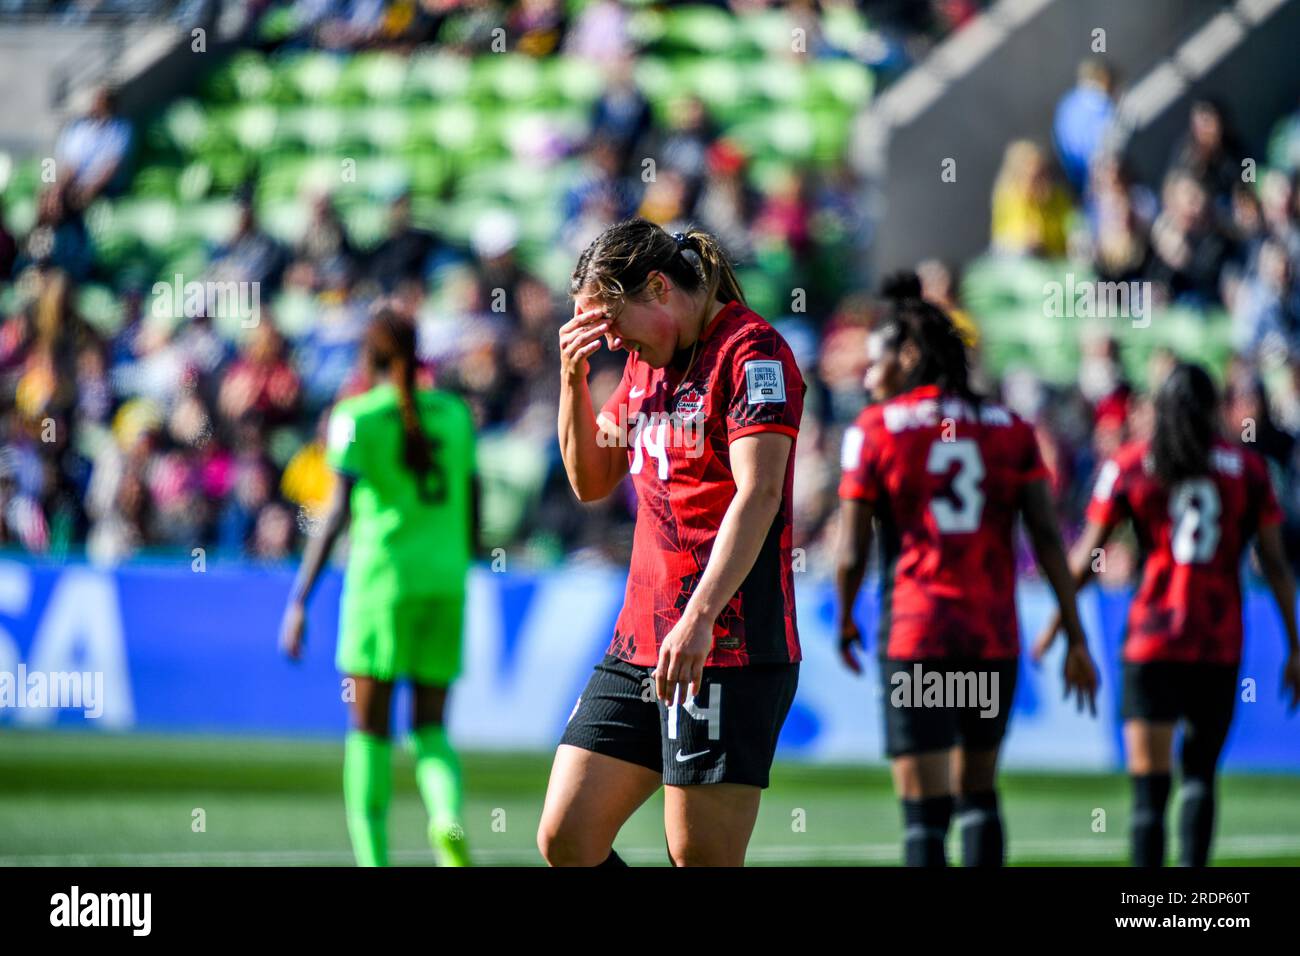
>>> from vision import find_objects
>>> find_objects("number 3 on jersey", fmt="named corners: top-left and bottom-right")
top-left (927, 438), bottom-right (985, 533)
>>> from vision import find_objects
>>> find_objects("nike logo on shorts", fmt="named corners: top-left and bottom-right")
top-left (675, 749), bottom-right (710, 763)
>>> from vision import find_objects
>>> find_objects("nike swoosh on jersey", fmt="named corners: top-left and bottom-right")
top-left (629, 386), bottom-right (646, 398)
top-left (674, 749), bottom-right (710, 763)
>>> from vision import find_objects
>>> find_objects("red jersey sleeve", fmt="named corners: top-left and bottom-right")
top-left (1085, 455), bottom-right (1129, 527)
top-left (1017, 419), bottom-right (1050, 484)
top-left (725, 326), bottom-right (804, 442)
top-left (838, 410), bottom-right (880, 502)
top-left (1247, 450), bottom-right (1283, 529)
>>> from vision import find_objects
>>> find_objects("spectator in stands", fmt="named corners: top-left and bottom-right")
top-left (507, 0), bottom-right (566, 56)
top-left (1269, 94), bottom-right (1300, 174)
top-left (19, 184), bottom-right (94, 282)
top-left (1227, 182), bottom-right (1268, 276)
top-left (208, 199), bottom-right (288, 291)
top-left (649, 95), bottom-right (716, 192)
top-left (1146, 170), bottom-right (1235, 306)
top-left (916, 258), bottom-right (978, 346)
top-left (293, 193), bottom-right (357, 287)
top-left (0, 196), bottom-right (17, 281)
top-left (1053, 58), bottom-right (1117, 195)
top-left (754, 167), bottom-right (814, 261)
top-left (565, 0), bottom-right (631, 63)
top-left (54, 85), bottom-right (133, 208)
top-left (561, 137), bottom-right (637, 253)
top-left (588, 56), bottom-right (652, 165)
top-left (217, 322), bottom-right (301, 427)
top-left (991, 140), bottom-right (1073, 258)
top-left (366, 193), bottom-right (443, 292)
top-left (1168, 99), bottom-right (1241, 207)
top-left (694, 138), bottom-right (757, 264)
top-left (469, 209), bottom-right (535, 324)
top-left (315, 0), bottom-right (389, 50)
top-left (1232, 238), bottom-right (1300, 359)
top-left (1087, 157), bottom-right (1152, 284)
top-left (1259, 170), bottom-right (1300, 267)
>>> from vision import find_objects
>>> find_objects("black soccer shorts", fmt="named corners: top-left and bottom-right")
top-left (879, 657), bottom-right (1019, 758)
top-left (559, 654), bottom-right (799, 788)
top-left (1121, 660), bottom-right (1238, 727)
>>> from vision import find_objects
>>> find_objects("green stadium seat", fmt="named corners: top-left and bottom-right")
top-left (76, 284), bottom-right (127, 336)
top-left (659, 5), bottom-right (741, 56)
top-left (343, 52), bottom-right (409, 103)
top-left (282, 53), bottom-right (346, 103)
top-left (406, 52), bottom-right (472, 100)
top-left (741, 9), bottom-right (796, 56)
top-left (547, 57), bottom-right (605, 105)
top-left (813, 59), bottom-right (874, 108)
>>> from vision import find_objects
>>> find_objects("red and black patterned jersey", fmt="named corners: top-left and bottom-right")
top-left (597, 300), bottom-right (805, 667)
top-left (838, 384), bottom-right (1048, 659)
top-left (1085, 439), bottom-right (1282, 664)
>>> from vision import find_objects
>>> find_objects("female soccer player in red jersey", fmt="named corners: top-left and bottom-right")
top-left (538, 219), bottom-right (805, 867)
top-left (836, 296), bottom-right (1098, 867)
top-left (1036, 362), bottom-right (1300, 866)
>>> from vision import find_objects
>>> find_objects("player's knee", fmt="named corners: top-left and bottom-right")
top-left (536, 819), bottom-right (607, 867)
top-left (667, 838), bottom-right (740, 868)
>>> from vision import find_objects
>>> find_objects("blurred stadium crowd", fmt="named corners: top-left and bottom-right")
top-left (0, 0), bottom-right (1297, 579)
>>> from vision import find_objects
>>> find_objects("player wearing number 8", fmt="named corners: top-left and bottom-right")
top-left (1035, 362), bottom-right (1300, 866)
top-left (835, 293), bottom-right (1099, 867)
top-left (279, 308), bottom-right (478, 867)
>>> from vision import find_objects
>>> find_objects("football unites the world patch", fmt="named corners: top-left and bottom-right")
top-left (744, 360), bottom-right (786, 404)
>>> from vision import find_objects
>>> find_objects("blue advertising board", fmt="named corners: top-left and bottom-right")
top-left (0, 560), bottom-right (1296, 771)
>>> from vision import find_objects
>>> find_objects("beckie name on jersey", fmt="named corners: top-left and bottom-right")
top-left (882, 398), bottom-right (1014, 435)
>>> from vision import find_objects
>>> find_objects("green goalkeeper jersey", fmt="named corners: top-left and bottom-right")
top-left (326, 383), bottom-right (476, 606)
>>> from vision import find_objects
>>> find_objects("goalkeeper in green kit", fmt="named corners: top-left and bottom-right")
top-left (279, 307), bottom-right (477, 867)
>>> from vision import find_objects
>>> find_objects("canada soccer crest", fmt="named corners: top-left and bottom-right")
top-left (673, 386), bottom-right (706, 422)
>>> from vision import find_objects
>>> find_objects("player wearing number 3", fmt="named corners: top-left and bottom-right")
top-left (835, 296), bottom-right (1098, 866)
top-left (539, 219), bottom-right (805, 867)
top-left (1035, 363), bottom-right (1300, 866)
top-left (279, 309), bottom-right (477, 867)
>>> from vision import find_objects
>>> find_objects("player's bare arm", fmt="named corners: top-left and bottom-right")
top-left (834, 497), bottom-right (874, 675)
top-left (279, 473), bottom-right (354, 660)
top-left (654, 431), bottom-right (792, 705)
top-left (1255, 523), bottom-right (1300, 710)
top-left (1020, 478), bottom-right (1099, 714)
top-left (557, 305), bottom-right (629, 501)
top-left (1031, 515), bottom-right (1117, 662)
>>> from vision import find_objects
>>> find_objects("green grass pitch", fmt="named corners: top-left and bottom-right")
top-left (1, 730), bottom-right (1298, 866)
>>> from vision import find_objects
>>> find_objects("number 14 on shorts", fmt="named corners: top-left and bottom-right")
top-left (666, 684), bottom-right (721, 741)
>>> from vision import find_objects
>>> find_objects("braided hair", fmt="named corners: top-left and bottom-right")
top-left (877, 295), bottom-right (980, 406)
top-left (1151, 362), bottom-right (1217, 485)
top-left (363, 307), bottom-right (431, 480)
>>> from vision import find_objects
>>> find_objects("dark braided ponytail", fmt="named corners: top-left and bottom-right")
top-left (1151, 362), bottom-right (1217, 485)
top-left (363, 307), bottom-right (431, 480)
top-left (878, 297), bottom-right (980, 406)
